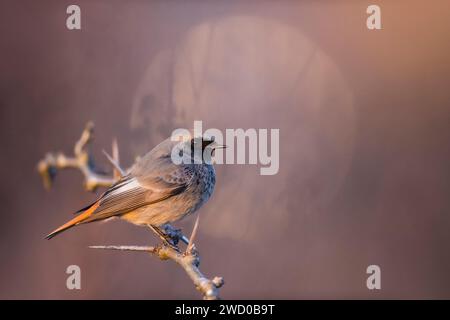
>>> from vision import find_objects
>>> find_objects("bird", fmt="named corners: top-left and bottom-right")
top-left (45, 133), bottom-right (224, 242)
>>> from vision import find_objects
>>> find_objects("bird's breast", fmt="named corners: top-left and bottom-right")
top-left (122, 164), bottom-right (216, 226)
top-left (188, 164), bottom-right (216, 211)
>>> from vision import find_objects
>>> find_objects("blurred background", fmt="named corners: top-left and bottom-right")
top-left (1, 0), bottom-right (450, 299)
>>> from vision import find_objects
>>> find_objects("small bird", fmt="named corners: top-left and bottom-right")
top-left (45, 134), bottom-right (224, 241)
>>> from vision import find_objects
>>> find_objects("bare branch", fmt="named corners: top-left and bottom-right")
top-left (37, 122), bottom-right (117, 191)
top-left (89, 245), bottom-right (155, 252)
top-left (89, 244), bottom-right (224, 300)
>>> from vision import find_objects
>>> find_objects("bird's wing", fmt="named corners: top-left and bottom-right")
top-left (132, 155), bottom-right (194, 190)
top-left (81, 158), bottom-right (193, 223)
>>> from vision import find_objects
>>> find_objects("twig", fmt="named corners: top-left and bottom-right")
top-left (187, 214), bottom-right (200, 254)
top-left (111, 138), bottom-right (122, 179)
top-left (89, 244), bottom-right (224, 300)
top-left (37, 122), bottom-right (116, 191)
top-left (102, 149), bottom-right (125, 178)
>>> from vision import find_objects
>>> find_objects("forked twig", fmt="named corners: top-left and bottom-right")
top-left (89, 244), bottom-right (224, 299)
top-left (37, 122), bottom-right (116, 191)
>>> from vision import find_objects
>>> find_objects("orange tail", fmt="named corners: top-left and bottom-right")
top-left (45, 202), bottom-right (99, 239)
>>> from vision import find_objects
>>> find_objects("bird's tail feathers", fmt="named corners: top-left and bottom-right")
top-left (45, 202), bottom-right (99, 239)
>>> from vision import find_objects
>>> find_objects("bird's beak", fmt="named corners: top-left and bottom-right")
top-left (212, 142), bottom-right (227, 150)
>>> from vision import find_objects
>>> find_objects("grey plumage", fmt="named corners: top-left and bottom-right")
top-left (45, 135), bottom-right (219, 239)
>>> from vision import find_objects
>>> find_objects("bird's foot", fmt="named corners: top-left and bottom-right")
top-left (148, 224), bottom-right (181, 252)
top-left (161, 224), bottom-right (189, 245)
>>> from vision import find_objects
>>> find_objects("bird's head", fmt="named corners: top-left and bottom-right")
top-left (189, 135), bottom-right (226, 164)
top-left (190, 135), bottom-right (226, 154)
top-left (170, 132), bottom-right (226, 165)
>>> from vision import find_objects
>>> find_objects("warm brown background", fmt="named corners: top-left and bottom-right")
top-left (1, 0), bottom-right (450, 299)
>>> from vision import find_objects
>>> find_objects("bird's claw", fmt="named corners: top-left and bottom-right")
top-left (148, 224), bottom-right (182, 251)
